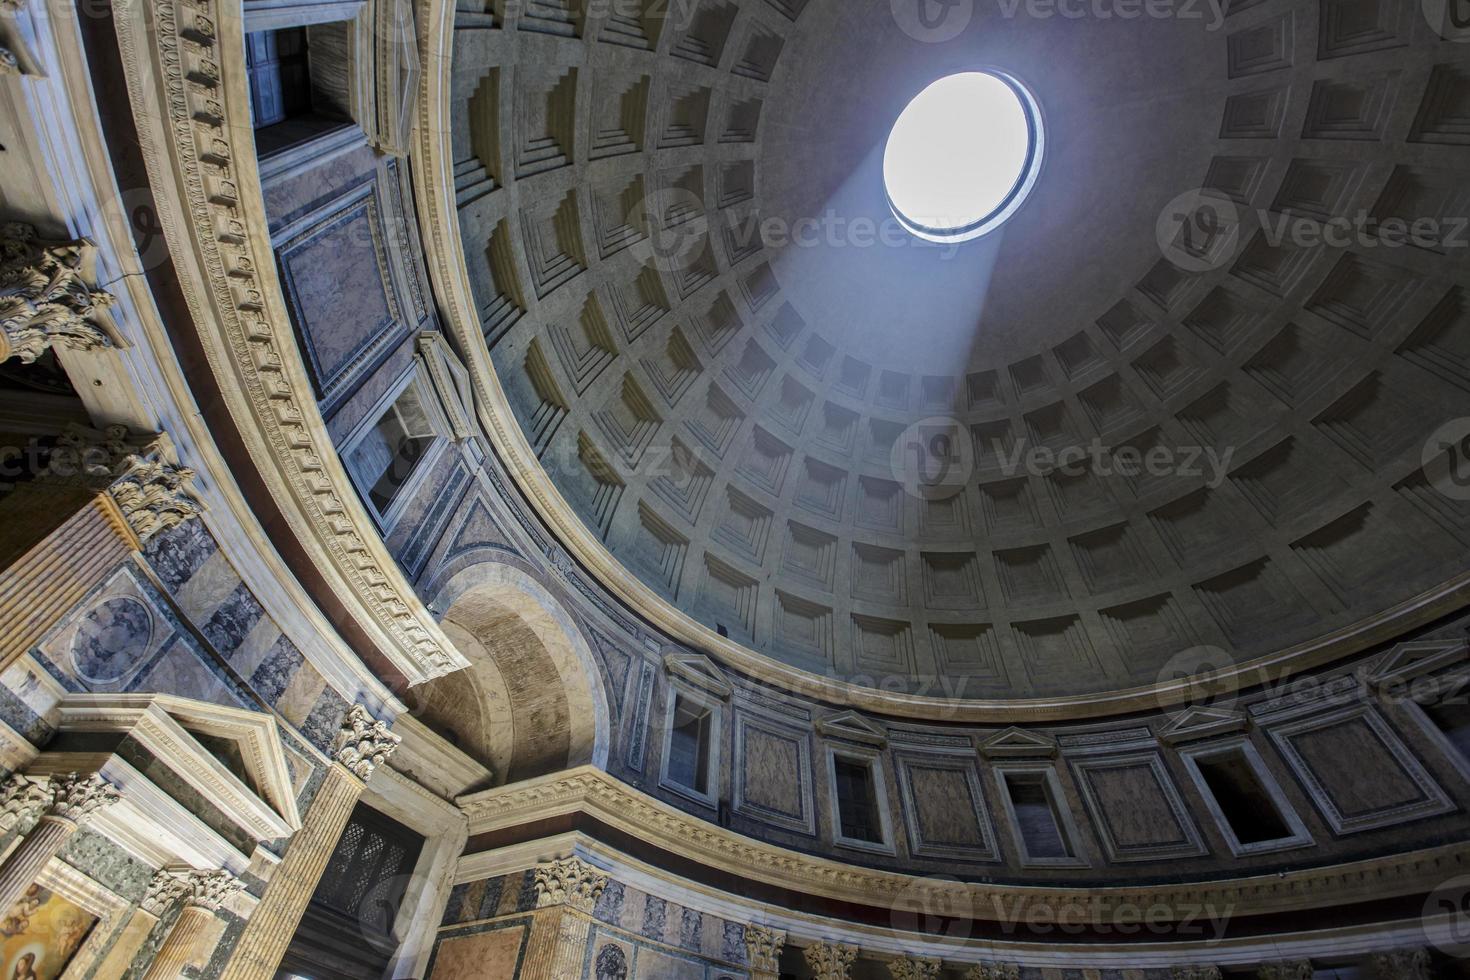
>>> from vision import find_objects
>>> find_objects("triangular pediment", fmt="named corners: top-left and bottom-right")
top-left (979, 726), bottom-right (1057, 758)
top-left (1158, 705), bottom-right (1248, 745)
top-left (815, 710), bottom-right (887, 747)
top-left (58, 693), bottom-right (302, 837)
top-left (663, 652), bottom-right (732, 698)
top-left (1367, 639), bottom-right (1469, 686)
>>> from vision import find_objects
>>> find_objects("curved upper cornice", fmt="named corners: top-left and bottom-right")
top-left (107, 0), bottom-right (469, 686)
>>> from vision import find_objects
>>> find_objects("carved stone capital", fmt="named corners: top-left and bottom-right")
top-left (110, 454), bottom-right (204, 543)
top-left (178, 869), bottom-right (244, 912)
top-left (965, 963), bottom-right (1020, 980)
top-left (1370, 948), bottom-right (1432, 980)
top-left (1170, 967), bottom-right (1222, 980)
top-left (804, 942), bottom-right (858, 980)
top-left (331, 704), bottom-right (400, 781)
top-left (141, 869), bottom-right (194, 917)
top-left (0, 774), bottom-right (54, 834)
top-left (532, 857), bottom-right (607, 915)
top-left (891, 956), bottom-right (942, 980)
top-left (743, 925), bottom-right (785, 973)
top-left (1257, 961), bottom-right (1314, 980)
top-left (0, 223), bottom-right (116, 363)
top-left (43, 772), bottom-right (120, 825)
top-left (37, 424), bottom-right (203, 541)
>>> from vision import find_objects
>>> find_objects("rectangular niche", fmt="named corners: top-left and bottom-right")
top-left (1178, 738), bottom-right (1312, 856)
top-left (995, 763), bottom-right (1088, 867)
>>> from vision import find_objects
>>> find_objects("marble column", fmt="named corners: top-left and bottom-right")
top-left (744, 924), bottom-right (785, 980)
top-left (517, 857), bottom-right (609, 980)
top-left (805, 941), bottom-right (858, 980)
top-left (142, 870), bottom-right (243, 980)
top-left (891, 956), bottom-right (942, 980)
top-left (965, 964), bottom-right (1020, 980)
top-left (0, 772), bottom-right (117, 912)
top-left (90, 869), bottom-right (186, 979)
top-left (216, 705), bottom-right (399, 980)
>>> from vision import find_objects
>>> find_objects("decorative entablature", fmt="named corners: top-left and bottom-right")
top-left (457, 765), bottom-right (1470, 928)
top-left (107, 0), bottom-right (468, 686)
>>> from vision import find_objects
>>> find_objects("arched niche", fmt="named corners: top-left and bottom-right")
top-left (413, 561), bottom-right (610, 783)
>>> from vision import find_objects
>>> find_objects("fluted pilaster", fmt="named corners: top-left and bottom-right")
top-left (217, 706), bottom-right (398, 980)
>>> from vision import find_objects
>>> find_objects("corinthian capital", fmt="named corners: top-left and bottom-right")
top-left (38, 425), bottom-right (203, 541)
top-left (332, 705), bottom-right (401, 781)
top-left (1171, 967), bottom-right (1222, 980)
top-left (110, 454), bottom-right (204, 543)
top-left (1257, 962), bottom-right (1313, 980)
top-left (804, 942), bottom-right (857, 980)
top-left (0, 223), bottom-right (116, 363)
top-left (533, 857), bottom-right (607, 915)
top-left (179, 869), bottom-right (243, 912)
top-left (744, 925), bottom-right (785, 973)
top-left (1370, 949), bottom-right (1431, 980)
top-left (141, 869), bottom-right (194, 917)
top-left (891, 956), bottom-right (942, 980)
top-left (965, 964), bottom-right (1019, 980)
top-left (44, 772), bottom-right (119, 825)
top-left (0, 774), bottom-right (54, 834)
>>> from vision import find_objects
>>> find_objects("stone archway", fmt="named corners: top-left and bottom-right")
top-left (414, 562), bottom-right (609, 783)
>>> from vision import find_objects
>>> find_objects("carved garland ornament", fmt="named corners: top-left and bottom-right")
top-left (0, 223), bottom-right (116, 362)
top-left (331, 705), bottom-right (400, 781)
top-left (109, 0), bottom-right (465, 683)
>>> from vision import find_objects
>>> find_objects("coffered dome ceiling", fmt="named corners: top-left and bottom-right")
top-left (455, 0), bottom-right (1470, 700)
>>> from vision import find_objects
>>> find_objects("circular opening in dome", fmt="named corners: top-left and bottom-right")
top-left (883, 71), bottom-right (1045, 245)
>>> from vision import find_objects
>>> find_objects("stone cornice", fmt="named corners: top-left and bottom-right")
top-left (108, 0), bottom-right (467, 685)
top-left (404, 0), bottom-right (1470, 722)
top-left (459, 766), bottom-right (1470, 925)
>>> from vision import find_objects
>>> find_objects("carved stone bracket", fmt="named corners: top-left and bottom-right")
top-left (532, 857), bottom-right (607, 915)
top-left (891, 956), bottom-right (942, 980)
top-left (0, 223), bottom-right (117, 363)
top-left (331, 705), bottom-right (400, 782)
top-left (743, 925), bottom-right (785, 974)
top-left (805, 942), bottom-right (858, 980)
